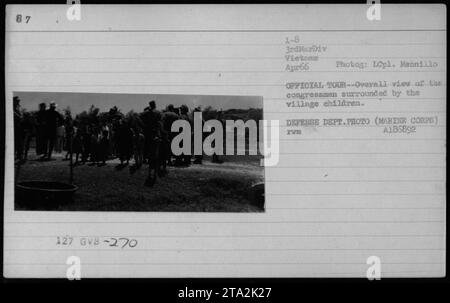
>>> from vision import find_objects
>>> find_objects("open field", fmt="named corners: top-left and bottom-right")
top-left (15, 153), bottom-right (265, 212)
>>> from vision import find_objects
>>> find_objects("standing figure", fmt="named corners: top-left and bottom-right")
top-left (42, 102), bottom-right (62, 160)
top-left (116, 119), bottom-right (133, 165)
top-left (97, 128), bottom-right (110, 166)
top-left (158, 118), bottom-right (169, 176)
top-left (133, 128), bottom-right (145, 168)
top-left (35, 103), bottom-right (47, 156)
top-left (175, 104), bottom-right (192, 166)
top-left (163, 104), bottom-right (179, 166)
top-left (141, 100), bottom-right (162, 186)
top-left (21, 111), bottom-right (36, 162)
top-left (13, 96), bottom-right (24, 162)
top-left (71, 127), bottom-right (83, 165)
top-left (89, 127), bottom-right (100, 165)
top-left (55, 124), bottom-right (65, 153)
top-left (81, 125), bottom-right (91, 164)
top-left (64, 115), bottom-right (74, 160)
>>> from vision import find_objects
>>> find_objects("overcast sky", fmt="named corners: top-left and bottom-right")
top-left (14, 92), bottom-right (262, 114)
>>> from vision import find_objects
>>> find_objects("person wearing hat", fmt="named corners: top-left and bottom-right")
top-left (42, 101), bottom-right (63, 160)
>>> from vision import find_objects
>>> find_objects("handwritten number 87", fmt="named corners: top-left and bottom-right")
top-left (16, 14), bottom-right (31, 23)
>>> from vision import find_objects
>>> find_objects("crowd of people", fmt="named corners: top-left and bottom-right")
top-left (13, 97), bottom-right (224, 187)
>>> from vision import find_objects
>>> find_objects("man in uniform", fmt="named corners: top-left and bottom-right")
top-left (42, 102), bottom-right (62, 160)
top-left (142, 100), bottom-right (162, 186)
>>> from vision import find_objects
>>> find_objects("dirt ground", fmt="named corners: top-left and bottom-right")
top-left (15, 153), bottom-right (265, 212)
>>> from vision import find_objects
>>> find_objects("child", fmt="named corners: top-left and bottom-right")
top-left (71, 127), bottom-right (83, 165)
top-left (133, 128), bottom-right (145, 168)
top-left (88, 128), bottom-right (100, 166)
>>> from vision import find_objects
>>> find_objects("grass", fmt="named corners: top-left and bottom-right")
top-left (15, 154), bottom-right (265, 212)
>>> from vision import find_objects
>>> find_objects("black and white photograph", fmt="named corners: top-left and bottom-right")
top-left (13, 92), bottom-right (265, 212)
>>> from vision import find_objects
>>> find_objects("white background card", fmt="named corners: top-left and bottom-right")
top-left (3, 4), bottom-right (446, 278)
